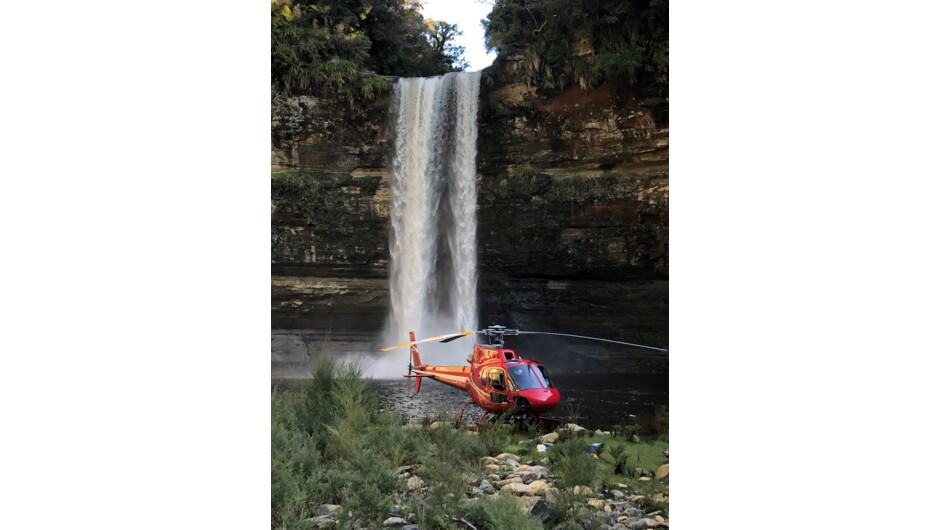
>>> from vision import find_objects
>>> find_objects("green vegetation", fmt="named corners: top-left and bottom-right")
top-left (271, 0), bottom-right (468, 102)
top-left (271, 171), bottom-right (382, 194)
top-left (483, 0), bottom-right (668, 93)
top-left (463, 495), bottom-right (544, 530)
top-left (272, 357), bottom-right (669, 528)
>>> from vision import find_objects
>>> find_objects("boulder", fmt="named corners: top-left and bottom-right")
top-left (407, 476), bottom-right (424, 491)
top-left (587, 499), bottom-right (606, 510)
top-left (654, 464), bottom-right (669, 480)
top-left (479, 479), bottom-right (495, 495)
top-left (495, 452), bottom-right (521, 462)
top-left (528, 479), bottom-right (550, 496)
top-left (382, 516), bottom-right (408, 526)
top-left (304, 515), bottom-right (335, 528)
top-left (317, 504), bottom-right (341, 516)
top-left (538, 432), bottom-right (560, 444)
top-left (495, 477), bottom-right (523, 488)
top-left (530, 499), bottom-right (555, 525)
top-left (500, 482), bottom-right (536, 496)
top-left (566, 423), bottom-right (586, 432)
top-left (573, 485), bottom-right (593, 496)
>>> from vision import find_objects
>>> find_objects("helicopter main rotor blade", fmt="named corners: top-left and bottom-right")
top-left (516, 331), bottom-right (668, 352)
top-left (379, 331), bottom-right (476, 352)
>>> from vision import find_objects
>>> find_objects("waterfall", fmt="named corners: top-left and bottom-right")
top-left (385, 71), bottom-right (481, 351)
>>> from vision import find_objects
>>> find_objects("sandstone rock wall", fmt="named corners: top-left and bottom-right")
top-left (271, 60), bottom-right (668, 372)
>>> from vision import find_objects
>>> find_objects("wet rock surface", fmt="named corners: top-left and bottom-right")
top-left (271, 62), bottom-right (669, 366)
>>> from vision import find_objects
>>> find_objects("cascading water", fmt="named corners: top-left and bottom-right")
top-left (384, 71), bottom-right (481, 362)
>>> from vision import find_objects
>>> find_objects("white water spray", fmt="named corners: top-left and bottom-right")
top-left (382, 71), bottom-right (481, 367)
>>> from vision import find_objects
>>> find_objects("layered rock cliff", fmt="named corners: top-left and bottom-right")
top-left (271, 57), bottom-right (668, 375)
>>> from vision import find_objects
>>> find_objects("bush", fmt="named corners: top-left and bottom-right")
top-left (548, 438), bottom-right (601, 489)
top-left (461, 496), bottom-right (543, 530)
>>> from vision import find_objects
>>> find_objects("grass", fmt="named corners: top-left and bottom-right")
top-left (272, 356), bottom-right (669, 529)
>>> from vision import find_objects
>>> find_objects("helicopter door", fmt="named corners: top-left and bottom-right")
top-left (487, 368), bottom-right (508, 404)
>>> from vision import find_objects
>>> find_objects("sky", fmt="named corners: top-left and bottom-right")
top-left (421, 0), bottom-right (496, 71)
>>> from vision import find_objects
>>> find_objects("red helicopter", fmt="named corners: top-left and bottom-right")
top-left (380, 325), bottom-right (667, 425)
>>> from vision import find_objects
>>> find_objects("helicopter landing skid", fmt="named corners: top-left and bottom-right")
top-left (455, 400), bottom-right (476, 427)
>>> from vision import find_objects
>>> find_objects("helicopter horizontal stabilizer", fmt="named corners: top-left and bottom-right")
top-left (379, 331), bottom-right (475, 352)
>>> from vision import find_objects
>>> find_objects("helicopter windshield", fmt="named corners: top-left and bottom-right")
top-left (506, 363), bottom-right (551, 390)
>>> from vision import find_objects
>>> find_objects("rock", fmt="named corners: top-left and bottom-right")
top-left (428, 421), bottom-right (442, 429)
top-left (469, 486), bottom-right (483, 498)
top-left (635, 468), bottom-right (651, 477)
top-left (487, 473), bottom-right (501, 481)
top-left (631, 434), bottom-right (641, 443)
top-left (639, 476), bottom-right (651, 482)
top-left (655, 515), bottom-right (665, 523)
top-left (610, 489), bottom-right (625, 499)
top-left (407, 476), bottom-right (424, 491)
top-left (651, 493), bottom-right (668, 503)
top-left (518, 496), bottom-right (542, 511)
top-left (662, 448), bottom-right (669, 462)
top-left (536, 443), bottom-right (549, 452)
top-left (654, 464), bottom-right (669, 480)
top-left (587, 499), bottom-right (606, 510)
top-left (495, 452), bottom-right (521, 462)
top-left (538, 432), bottom-right (560, 444)
top-left (516, 465), bottom-right (549, 482)
top-left (612, 524), bottom-right (627, 530)
top-left (495, 477), bottom-right (523, 488)
top-left (500, 482), bottom-right (536, 496)
top-left (544, 487), bottom-right (561, 503)
top-left (629, 495), bottom-right (645, 502)
top-left (573, 485), bottom-right (593, 496)
top-left (629, 520), bottom-right (649, 530)
top-left (479, 479), bottom-right (495, 494)
top-left (594, 429), bottom-right (608, 436)
top-left (528, 479), bottom-right (550, 496)
top-left (530, 499), bottom-right (555, 525)
top-left (484, 463), bottom-right (501, 471)
top-left (382, 516), bottom-right (408, 526)
top-left (304, 515), bottom-right (335, 528)
top-left (402, 526), bottom-right (420, 530)
top-left (317, 504), bottom-right (341, 516)
top-left (566, 423), bottom-right (586, 432)
top-left (481, 456), bottom-right (500, 466)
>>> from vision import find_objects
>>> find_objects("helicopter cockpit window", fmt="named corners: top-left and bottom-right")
top-left (507, 364), bottom-right (548, 390)
top-left (504, 351), bottom-right (514, 360)
top-left (535, 365), bottom-right (553, 388)
top-left (488, 369), bottom-right (505, 391)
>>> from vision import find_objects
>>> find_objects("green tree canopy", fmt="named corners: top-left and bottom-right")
top-left (271, 0), bottom-right (468, 99)
top-left (483, 0), bottom-right (668, 93)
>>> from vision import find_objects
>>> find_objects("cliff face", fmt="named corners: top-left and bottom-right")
top-left (271, 59), bottom-right (668, 374)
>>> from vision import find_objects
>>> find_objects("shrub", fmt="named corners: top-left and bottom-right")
top-left (548, 438), bottom-right (601, 489)
top-left (461, 496), bottom-right (543, 530)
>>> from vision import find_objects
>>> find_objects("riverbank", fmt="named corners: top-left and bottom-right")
top-left (272, 359), bottom-right (669, 529)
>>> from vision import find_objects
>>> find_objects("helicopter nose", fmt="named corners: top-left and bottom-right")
top-left (518, 388), bottom-right (561, 413)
